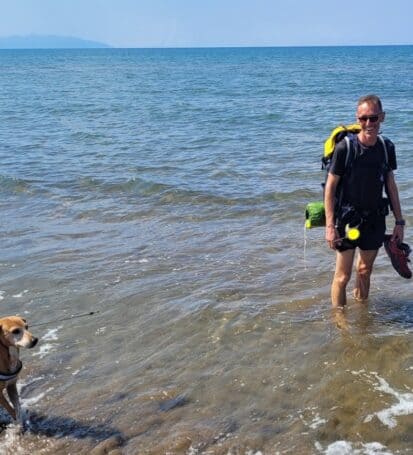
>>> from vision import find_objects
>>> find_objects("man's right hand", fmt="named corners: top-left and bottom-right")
top-left (326, 224), bottom-right (340, 249)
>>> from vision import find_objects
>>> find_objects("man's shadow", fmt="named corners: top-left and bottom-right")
top-left (332, 298), bottom-right (413, 333)
top-left (375, 298), bottom-right (413, 326)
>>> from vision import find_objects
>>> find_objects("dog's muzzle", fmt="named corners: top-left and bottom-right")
top-left (29, 337), bottom-right (39, 348)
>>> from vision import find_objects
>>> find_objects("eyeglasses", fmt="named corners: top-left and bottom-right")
top-left (358, 114), bottom-right (382, 123)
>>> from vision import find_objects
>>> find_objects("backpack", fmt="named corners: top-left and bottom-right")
top-left (305, 124), bottom-right (389, 228)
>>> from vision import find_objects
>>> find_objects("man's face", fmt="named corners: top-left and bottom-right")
top-left (356, 101), bottom-right (385, 142)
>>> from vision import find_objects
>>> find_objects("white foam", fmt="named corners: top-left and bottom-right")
top-left (1, 424), bottom-right (26, 455)
top-left (324, 441), bottom-right (353, 454)
top-left (95, 326), bottom-right (106, 335)
top-left (0, 290), bottom-right (4, 300)
top-left (12, 290), bottom-right (28, 298)
top-left (321, 441), bottom-right (393, 454)
top-left (33, 326), bottom-right (62, 358)
top-left (42, 326), bottom-right (62, 341)
top-left (22, 387), bottom-right (54, 406)
top-left (362, 443), bottom-right (394, 455)
top-left (32, 343), bottom-right (55, 358)
top-left (309, 413), bottom-right (327, 429)
top-left (299, 407), bottom-right (327, 430)
top-left (364, 373), bottom-right (413, 428)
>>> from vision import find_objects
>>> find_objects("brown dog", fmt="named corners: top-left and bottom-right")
top-left (0, 316), bottom-right (38, 422)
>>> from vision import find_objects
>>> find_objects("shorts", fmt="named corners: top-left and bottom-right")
top-left (335, 215), bottom-right (386, 252)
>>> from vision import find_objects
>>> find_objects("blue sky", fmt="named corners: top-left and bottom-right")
top-left (2, 0), bottom-right (412, 48)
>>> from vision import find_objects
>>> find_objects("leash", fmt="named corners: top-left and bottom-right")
top-left (31, 311), bottom-right (99, 328)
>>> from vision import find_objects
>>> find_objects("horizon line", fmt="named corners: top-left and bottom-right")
top-left (0, 43), bottom-right (412, 50)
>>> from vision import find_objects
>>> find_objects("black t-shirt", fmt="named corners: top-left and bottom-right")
top-left (329, 136), bottom-right (397, 212)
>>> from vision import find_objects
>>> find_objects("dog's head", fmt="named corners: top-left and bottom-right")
top-left (0, 316), bottom-right (38, 349)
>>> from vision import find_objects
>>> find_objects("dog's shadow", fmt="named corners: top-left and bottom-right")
top-left (0, 410), bottom-right (126, 446)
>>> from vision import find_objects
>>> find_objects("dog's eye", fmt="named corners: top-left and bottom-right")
top-left (12, 328), bottom-right (21, 335)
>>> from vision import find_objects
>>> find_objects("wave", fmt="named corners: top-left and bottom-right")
top-left (91, 175), bottom-right (315, 202)
top-left (46, 174), bottom-right (320, 208)
top-left (0, 171), bottom-right (319, 226)
top-left (100, 176), bottom-right (172, 196)
top-left (0, 175), bottom-right (31, 194)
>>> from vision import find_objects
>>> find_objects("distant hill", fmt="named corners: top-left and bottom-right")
top-left (0, 35), bottom-right (111, 49)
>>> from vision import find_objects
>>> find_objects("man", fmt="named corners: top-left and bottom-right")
top-left (324, 94), bottom-right (405, 307)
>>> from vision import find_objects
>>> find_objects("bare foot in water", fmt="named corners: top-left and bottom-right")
top-left (332, 307), bottom-right (349, 331)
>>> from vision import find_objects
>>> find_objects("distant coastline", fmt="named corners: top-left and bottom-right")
top-left (0, 35), bottom-right (410, 50)
top-left (0, 34), bottom-right (111, 49)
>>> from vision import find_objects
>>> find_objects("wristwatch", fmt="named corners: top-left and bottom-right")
top-left (395, 219), bottom-right (406, 226)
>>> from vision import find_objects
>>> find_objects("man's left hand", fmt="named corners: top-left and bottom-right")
top-left (392, 224), bottom-right (404, 243)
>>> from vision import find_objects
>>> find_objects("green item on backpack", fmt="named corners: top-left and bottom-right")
top-left (305, 201), bottom-right (325, 228)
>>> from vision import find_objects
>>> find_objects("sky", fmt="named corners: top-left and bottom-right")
top-left (1, 0), bottom-right (412, 48)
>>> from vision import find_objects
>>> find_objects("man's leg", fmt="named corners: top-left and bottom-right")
top-left (331, 249), bottom-right (355, 307)
top-left (353, 249), bottom-right (378, 301)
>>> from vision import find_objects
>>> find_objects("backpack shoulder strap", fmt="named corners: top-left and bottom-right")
top-left (344, 136), bottom-right (351, 168)
top-left (378, 135), bottom-right (389, 166)
top-left (378, 134), bottom-right (392, 203)
top-left (343, 134), bottom-right (356, 172)
top-left (334, 134), bottom-right (355, 212)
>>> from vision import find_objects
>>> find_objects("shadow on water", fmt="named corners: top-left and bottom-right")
top-left (0, 410), bottom-right (126, 446)
top-left (330, 298), bottom-right (413, 335)
top-left (375, 299), bottom-right (413, 326)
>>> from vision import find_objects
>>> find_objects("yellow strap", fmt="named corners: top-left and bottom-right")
top-left (324, 123), bottom-right (360, 158)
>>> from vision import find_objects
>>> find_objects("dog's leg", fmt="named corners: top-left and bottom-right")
top-left (0, 390), bottom-right (17, 420)
top-left (6, 383), bottom-right (21, 423)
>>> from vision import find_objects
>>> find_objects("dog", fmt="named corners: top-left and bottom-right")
top-left (0, 316), bottom-right (38, 423)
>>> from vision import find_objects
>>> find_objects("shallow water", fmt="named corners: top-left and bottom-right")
top-left (0, 46), bottom-right (412, 454)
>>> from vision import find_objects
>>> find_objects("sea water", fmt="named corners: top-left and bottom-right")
top-left (0, 46), bottom-right (412, 454)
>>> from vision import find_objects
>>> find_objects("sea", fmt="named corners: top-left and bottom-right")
top-left (0, 46), bottom-right (412, 454)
